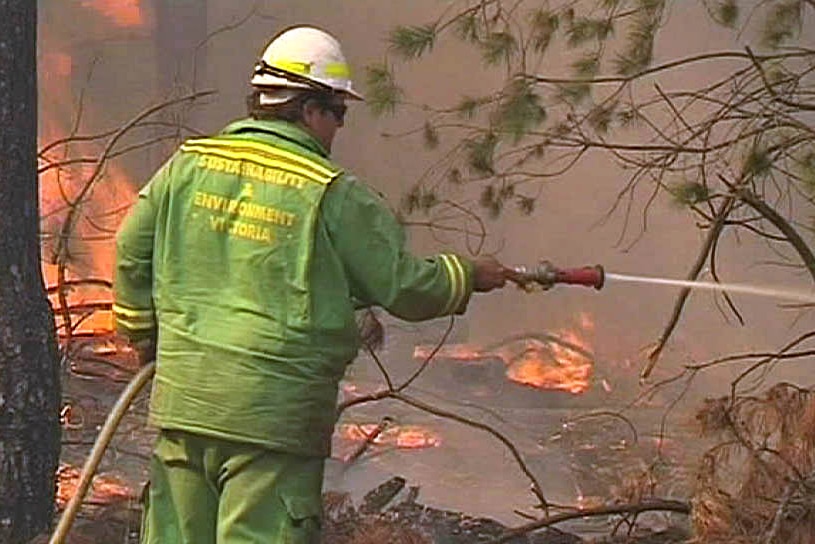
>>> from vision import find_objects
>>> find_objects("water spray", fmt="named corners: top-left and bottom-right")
top-left (605, 272), bottom-right (815, 304)
top-left (510, 261), bottom-right (815, 304)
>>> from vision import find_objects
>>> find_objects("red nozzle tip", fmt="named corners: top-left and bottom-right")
top-left (554, 265), bottom-right (605, 289)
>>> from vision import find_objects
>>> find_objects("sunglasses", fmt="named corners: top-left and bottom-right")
top-left (323, 102), bottom-right (347, 122)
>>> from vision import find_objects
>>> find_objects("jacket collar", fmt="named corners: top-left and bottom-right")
top-left (221, 118), bottom-right (330, 158)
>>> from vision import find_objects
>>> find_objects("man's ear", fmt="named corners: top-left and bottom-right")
top-left (301, 98), bottom-right (321, 123)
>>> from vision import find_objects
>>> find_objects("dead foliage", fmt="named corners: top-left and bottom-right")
top-left (322, 490), bottom-right (432, 544)
top-left (691, 383), bottom-right (815, 543)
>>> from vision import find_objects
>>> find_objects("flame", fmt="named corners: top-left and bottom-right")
top-left (413, 344), bottom-right (487, 361)
top-left (40, 19), bottom-right (139, 336)
top-left (506, 346), bottom-right (592, 394)
top-left (80, 0), bottom-right (144, 28)
top-left (56, 464), bottom-right (136, 509)
top-left (336, 423), bottom-right (441, 450)
top-left (413, 319), bottom-right (596, 394)
top-left (505, 329), bottom-right (593, 394)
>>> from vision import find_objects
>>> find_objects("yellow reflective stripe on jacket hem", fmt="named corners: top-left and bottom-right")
top-left (440, 254), bottom-right (466, 314)
top-left (182, 137), bottom-right (338, 181)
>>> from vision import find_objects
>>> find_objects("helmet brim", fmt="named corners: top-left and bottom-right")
top-left (340, 87), bottom-right (365, 101)
top-left (251, 78), bottom-right (365, 102)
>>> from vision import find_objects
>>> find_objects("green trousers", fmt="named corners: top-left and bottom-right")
top-left (141, 429), bottom-right (324, 544)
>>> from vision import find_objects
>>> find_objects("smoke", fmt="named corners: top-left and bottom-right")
top-left (42, 0), bottom-right (815, 524)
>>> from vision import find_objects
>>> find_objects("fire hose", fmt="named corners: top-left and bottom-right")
top-left (47, 261), bottom-right (603, 543)
top-left (49, 361), bottom-right (156, 544)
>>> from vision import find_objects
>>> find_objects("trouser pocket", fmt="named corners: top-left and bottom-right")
top-left (279, 492), bottom-right (322, 544)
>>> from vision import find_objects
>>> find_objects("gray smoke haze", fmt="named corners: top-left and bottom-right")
top-left (40, 0), bottom-right (815, 392)
top-left (39, 0), bottom-right (815, 522)
top-left (39, 0), bottom-right (815, 399)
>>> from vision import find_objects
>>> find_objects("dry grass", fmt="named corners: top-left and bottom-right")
top-left (341, 519), bottom-right (431, 544)
top-left (321, 490), bottom-right (432, 544)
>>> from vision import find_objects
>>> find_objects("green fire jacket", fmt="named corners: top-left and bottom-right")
top-left (114, 118), bottom-right (474, 456)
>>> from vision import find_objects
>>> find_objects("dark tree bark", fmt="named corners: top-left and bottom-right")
top-left (0, 2), bottom-right (62, 542)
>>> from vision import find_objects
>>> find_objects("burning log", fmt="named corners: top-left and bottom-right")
top-left (413, 331), bottom-right (595, 396)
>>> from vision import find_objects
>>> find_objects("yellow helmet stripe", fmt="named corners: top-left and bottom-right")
top-left (273, 60), bottom-right (312, 75)
top-left (184, 137), bottom-right (338, 178)
top-left (323, 62), bottom-right (351, 79)
top-left (271, 60), bottom-right (351, 80)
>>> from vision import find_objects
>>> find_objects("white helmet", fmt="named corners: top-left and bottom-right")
top-left (251, 26), bottom-right (364, 100)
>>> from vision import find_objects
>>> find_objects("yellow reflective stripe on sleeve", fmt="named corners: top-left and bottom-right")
top-left (183, 137), bottom-right (338, 180)
top-left (440, 254), bottom-right (466, 314)
top-left (113, 303), bottom-right (155, 330)
top-left (112, 303), bottom-right (153, 319)
top-left (116, 319), bottom-right (155, 331)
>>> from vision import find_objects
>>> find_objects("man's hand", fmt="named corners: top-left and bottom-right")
top-left (473, 255), bottom-right (511, 292)
top-left (131, 336), bottom-right (157, 366)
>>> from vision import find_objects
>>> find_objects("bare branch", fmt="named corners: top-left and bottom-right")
top-left (487, 498), bottom-right (690, 543)
top-left (643, 196), bottom-right (736, 378)
top-left (731, 184), bottom-right (815, 283)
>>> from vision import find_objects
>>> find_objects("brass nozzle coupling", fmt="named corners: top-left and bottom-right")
top-left (511, 261), bottom-right (605, 290)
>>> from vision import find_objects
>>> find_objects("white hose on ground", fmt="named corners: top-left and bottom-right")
top-left (48, 361), bottom-right (156, 544)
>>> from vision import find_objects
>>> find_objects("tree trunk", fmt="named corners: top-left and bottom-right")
top-left (0, 2), bottom-right (62, 542)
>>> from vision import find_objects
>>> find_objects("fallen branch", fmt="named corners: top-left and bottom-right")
top-left (486, 498), bottom-right (691, 543)
top-left (338, 386), bottom-right (549, 514)
top-left (343, 417), bottom-right (393, 465)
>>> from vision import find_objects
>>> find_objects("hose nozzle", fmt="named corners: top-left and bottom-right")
top-left (511, 261), bottom-right (605, 291)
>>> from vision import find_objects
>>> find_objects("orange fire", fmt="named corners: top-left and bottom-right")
top-left (56, 464), bottom-right (136, 509)
top-left (336, 423), bottom-right (441, 450)
top-left (40, 11), bottom-right (144, 335)
top-left (506, 342), bottom-right (592, 394)
top-left (80, 0), bottom-right (145, 28)
top-left (413, 318), bottom-right (595, 394)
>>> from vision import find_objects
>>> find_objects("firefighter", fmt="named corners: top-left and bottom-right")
top-left (114, 25), bottom-right (510, 544)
